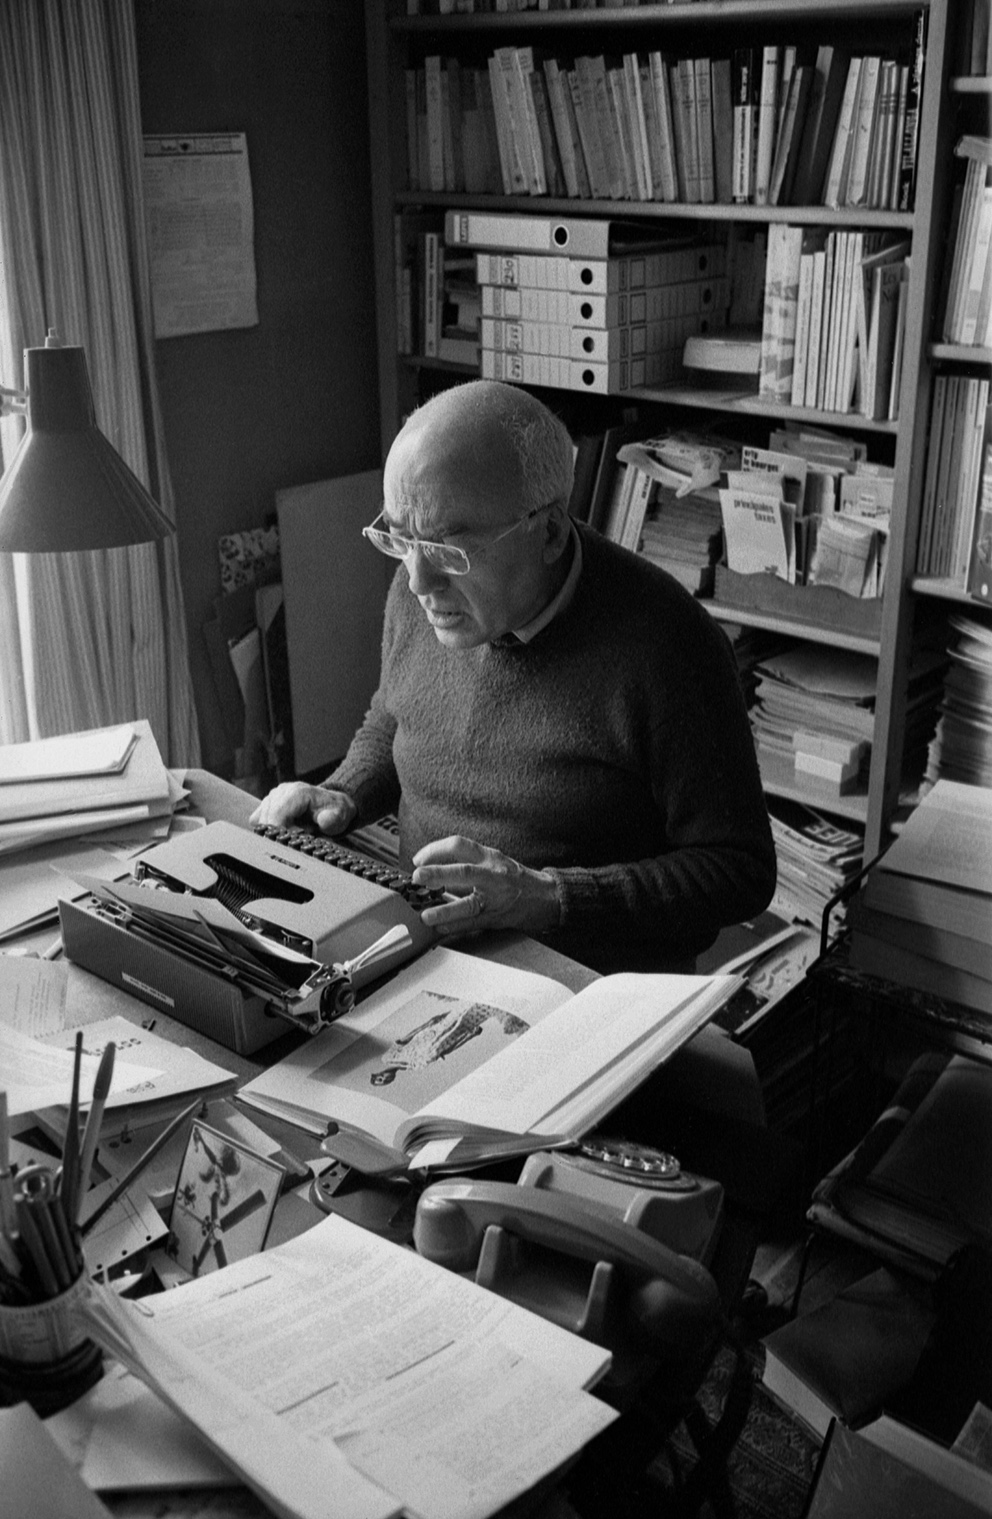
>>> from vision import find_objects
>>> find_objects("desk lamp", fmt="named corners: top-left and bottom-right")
top-left (0, 330), bottom-right (173, 552)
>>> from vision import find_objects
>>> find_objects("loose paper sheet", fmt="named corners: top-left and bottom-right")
top-left (102, 1214), bottom-right (615, 1519)
top-left (143, 133), bottom-right (259, 338)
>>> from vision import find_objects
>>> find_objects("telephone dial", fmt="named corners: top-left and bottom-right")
top-left (413, 1135), bottom-right (726, 1371)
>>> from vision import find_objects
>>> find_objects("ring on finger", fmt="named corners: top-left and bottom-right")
top-left (470, 889), bottom-right (487, 917)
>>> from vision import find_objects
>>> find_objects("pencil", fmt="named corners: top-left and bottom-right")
top-left (80, 1097), bottom-right (203, 1239)
top-left (60, 1030), bottom-right (84, 1225)
top-left (75, 1041), bottom-right (116, 1227)
top-left (14, 1197), bottom-right (60, 1299)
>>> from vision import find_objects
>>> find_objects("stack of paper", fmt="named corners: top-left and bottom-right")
top-left (849, 779), bottom-right (992, 1013)
top-left (766, 796), bottom-right (864, 928)
top-left (749, 646), bottom-right (876, 800)
top-left (925, 613), bottom-right (992, 788)
top-left (0, 721), bottom-right (174, 858)
top-left (639, 482), bottom-right (724, 596)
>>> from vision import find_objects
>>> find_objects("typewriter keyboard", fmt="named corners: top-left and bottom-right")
top-left (253, 823), bottom-right (445, 912)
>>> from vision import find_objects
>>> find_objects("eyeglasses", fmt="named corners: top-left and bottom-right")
top-left (361, 501), bottom-right (556, 576)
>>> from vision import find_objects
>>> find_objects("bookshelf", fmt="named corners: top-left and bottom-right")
top-left (364, 0), bottom-right (976, 862)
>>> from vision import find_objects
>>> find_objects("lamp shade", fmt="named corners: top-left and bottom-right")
top-left (0, 338), bottom-right (174, 552)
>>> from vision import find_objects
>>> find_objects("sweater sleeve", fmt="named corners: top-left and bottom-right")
top-left (545, 612), bottom-right (777, 971)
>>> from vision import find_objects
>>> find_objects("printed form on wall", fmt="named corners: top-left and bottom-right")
top-left (142, 133), bottom-right (259, 338)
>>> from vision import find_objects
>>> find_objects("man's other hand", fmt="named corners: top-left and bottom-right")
top-left (249, 782), bottom-right (357, 835)
top-left (411, 836), bottom-right (561, 940)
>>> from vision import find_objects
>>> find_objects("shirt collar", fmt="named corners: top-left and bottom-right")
top-left (506, 522), bottom-right (583, 644)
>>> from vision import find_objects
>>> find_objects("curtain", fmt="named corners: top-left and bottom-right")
top-left (0, 0), bottom-right (200, 766)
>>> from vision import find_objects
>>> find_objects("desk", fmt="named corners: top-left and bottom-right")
top-left (2, 769), bottom-right (773, 1519)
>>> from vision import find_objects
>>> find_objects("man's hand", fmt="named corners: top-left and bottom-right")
top-left (249, 782), bottom-right (357, 835)
top-left (411, 836), bottom-right (561, 941)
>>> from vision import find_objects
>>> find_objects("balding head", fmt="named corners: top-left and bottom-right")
top-left (379, 381), bottom-right (575, 649)
top-left (385, 381), bottom-right (574, 529)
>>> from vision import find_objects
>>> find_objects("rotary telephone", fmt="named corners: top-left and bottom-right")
top-left (413, 1136), bottom-right (726, 1372)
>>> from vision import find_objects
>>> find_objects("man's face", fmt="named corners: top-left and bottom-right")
top-left (382, 430), bottom-right (561, 649)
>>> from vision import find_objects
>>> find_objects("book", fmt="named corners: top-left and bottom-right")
top-left (647, 50), bottom-right (679, 203)
top-left (753, 44), bottom-right (780, 205)
top-left (731, 46), bottom-right (758, 204)
top-left (967, 429), bottom-right (992, 603)
top-left (768, 59), bottom-right (813, 206)
top-left (848, 896), bottom-right (992, 981)
top-left (804, 1420), bottom-right (992, 1518)
top-left (694, 56), bottom-right (715, 203)
top-left (758, 222), bottom-right (804, 400)
top-left (896, 8), bottom-right (927, 212)
top-left (808, 1051), bottom-right (992, 1273)
top-left (761, 1267), bottom-right (935, 1441)
top-left (823, 56), bottom-right (863, 208)
top-left (861, 1416), bottom-right (992, 1513)
top-left (711, 57), bottom-right (734, 204)
top-left (238, 945), bottom-right (740, 1171)
top-left (844, 55), bottom-right (881, 206)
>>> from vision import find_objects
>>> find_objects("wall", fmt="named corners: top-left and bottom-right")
top-left (135, 0), bottom-right (381, 776)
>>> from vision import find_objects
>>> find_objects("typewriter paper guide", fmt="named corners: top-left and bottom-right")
top-left (136, 821), bottom-right (433, 978)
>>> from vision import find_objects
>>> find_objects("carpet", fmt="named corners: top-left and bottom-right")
top-left (650, 1342), bottom-right (821, 1519)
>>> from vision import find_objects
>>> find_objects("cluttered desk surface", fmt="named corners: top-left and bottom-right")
top-left (1, 754), bottom-right (763, 1519)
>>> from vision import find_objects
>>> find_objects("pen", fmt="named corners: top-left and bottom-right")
top-left (76, 1040), bottom-right (116, 1226)
top-left (41, 935), bottom-right (63, 960)
top-left (59, 1030), bottom-right (84, 1225)
top-left (81, 1097), bottom-right (203, 1239)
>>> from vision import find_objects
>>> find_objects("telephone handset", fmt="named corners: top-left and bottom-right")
top-left (414, 1170), bottom-right (722, 1357)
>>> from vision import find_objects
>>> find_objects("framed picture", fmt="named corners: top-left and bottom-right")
top-left (167, 1119), bottom-right (284, 1278)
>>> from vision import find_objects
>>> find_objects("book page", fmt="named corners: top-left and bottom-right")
top-left (100, 1214), bottom-right (615, 1519)
top-left (880, 780), bottom-right (992, 894)
top-left (238, 947), bottom-right (571, 1147)
top-left (401, 972), bottom-right (735, 1147)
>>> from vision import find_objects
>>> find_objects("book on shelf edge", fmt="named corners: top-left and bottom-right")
top-left (808, 1051), bottom-right (992, 1274)
top-left (760, 1267), bottom-right (934, 1441)
top-left (239, 945), bottom-right (741, 1174)
top-left (804, 1420), bottom-right (992, 1518)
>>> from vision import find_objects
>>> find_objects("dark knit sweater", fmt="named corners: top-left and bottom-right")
top-left (328, 525), bottom-right (776, 974)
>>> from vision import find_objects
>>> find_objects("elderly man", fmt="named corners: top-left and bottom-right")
top-left (251, 380), bottom-right (775, 974)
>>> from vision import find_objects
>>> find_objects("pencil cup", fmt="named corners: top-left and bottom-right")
top-left (0, 1270), bottom-right (102, 1416)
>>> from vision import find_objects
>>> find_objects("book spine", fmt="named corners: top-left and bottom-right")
top-left (731, 47), bottom-right (756, 204)
top-left (647, 51), bottom-right (679, 203)
top-left (694, 57), bottom-right (716, 203)
top-left (805, 249), bottom-right (826, 408)
top-left (966, 419), bottom-right (992, 602)
top-left (791, 252), bottom-right (815, 406)
top-left (424, 55), bottom-right (445, 192)
top-left (754, 45), bottom-right (780, 206)
top-left (423, 231), bottom-right (441, 357)
top-left (544, 60), bottom-right (580, 199)
top-left (845, 56), bottom-right (881, 207)
top-left (897, 9), bottom-right (927, 212)
top-left (711, 57), bottom-right (734, 204)
top-left (759, 223), bottom-right (803, 399)
top-left (823, 58), bottom-right (863, 209)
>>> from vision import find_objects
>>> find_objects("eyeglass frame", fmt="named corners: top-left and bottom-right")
top-left (361, 500), bottom-right (559, 576)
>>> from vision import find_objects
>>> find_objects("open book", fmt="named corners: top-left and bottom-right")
top-left (238, 946), bottom-right (741, 1171)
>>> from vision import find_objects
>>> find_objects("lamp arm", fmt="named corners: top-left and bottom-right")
top-left (0, 384), bottom-right (28, 417)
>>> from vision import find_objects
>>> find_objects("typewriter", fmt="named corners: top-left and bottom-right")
top-left (59, 820), bottom-right (440, 1054)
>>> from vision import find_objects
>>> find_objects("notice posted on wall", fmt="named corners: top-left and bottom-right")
top-left (142, 132), bottom-right (259, 338)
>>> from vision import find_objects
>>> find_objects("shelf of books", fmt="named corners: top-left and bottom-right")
top-left (365, 0), bottom-right (965, 907)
